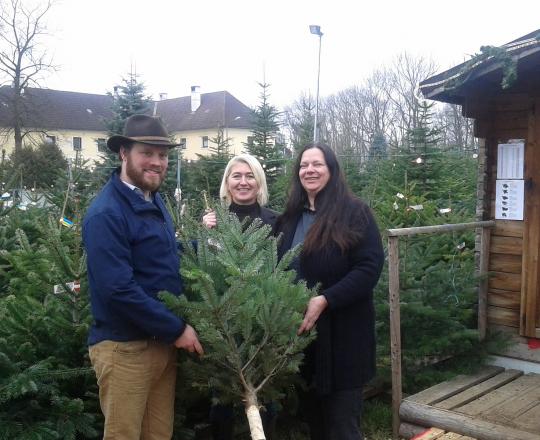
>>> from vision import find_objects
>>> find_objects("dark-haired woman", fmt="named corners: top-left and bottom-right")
top-left (275, 144), bottom-right (384, 440)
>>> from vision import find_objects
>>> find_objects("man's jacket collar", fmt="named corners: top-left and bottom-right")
top-left (110, 170), bottom-right (164, 214)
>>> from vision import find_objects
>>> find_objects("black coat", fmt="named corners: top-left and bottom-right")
top-left (258, 206), bottom-right (278, 228)
top-left (276, 200), bottom-right (384, 394)
top-left (228, 202), bottom-right (278, 228)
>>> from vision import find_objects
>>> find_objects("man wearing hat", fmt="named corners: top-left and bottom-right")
top-left (83, 114), bottom-right (203, 439)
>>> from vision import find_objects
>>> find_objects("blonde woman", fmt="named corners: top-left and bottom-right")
top-left (203, 154), bottom-right (277, 229)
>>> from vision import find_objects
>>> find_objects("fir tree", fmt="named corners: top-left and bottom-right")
top-left (284, 94), bottom-right (315, 154)
top-left (355, 103), bottom-right (487, 392)
top-left (6, 141), bottom-right (68, 189)
top-left (0, 211), bottom-right (100, 439)
top-left (244, 82), bottom-right (285, 189)
top-left (163, 207), bottom-right (315, 439)
top-left (340, 144), bottom-right (364, 196)
top-left (105, 72), bottom-right (152, 137)
top-left (369, 132), bottom-right (388, 161)
top-left (94, 72), bottom-right (153, 185)
top-left (181, 126), bottom-right (232, 215)
top-left (404, 100), bottom-right (444, 199)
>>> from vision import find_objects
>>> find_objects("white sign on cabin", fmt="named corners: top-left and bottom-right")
top-left (495, 179), bottom-right (524, 220)
top-left (497, 142), bottom-right (524, 179)
top-left (495, 142), bottom-right (525, 221)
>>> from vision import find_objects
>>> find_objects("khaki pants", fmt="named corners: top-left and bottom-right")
top-left (89, 340), bottom-right (177, 440)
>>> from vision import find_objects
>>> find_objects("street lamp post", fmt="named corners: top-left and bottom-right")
top-left (309, 24), bottom-right (323, 143)
top-left (175, 145), bottom-right (183, 220)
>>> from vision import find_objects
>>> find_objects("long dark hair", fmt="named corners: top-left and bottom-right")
top-left (279, 143), bottom-right (368, 254)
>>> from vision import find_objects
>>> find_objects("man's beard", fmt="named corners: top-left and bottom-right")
top-left (125, 157), bottom-right (165, 193)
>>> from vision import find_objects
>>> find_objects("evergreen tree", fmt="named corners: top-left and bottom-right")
top-left (265, 161), bottom-right (292, 212)
top-left (164, 207), bottom-right (315, 439)
top-left (105, 72), bottom-right (152, 137)
top-left (355, 103), bottom-right (487, 392)
top-left (284, 94), bottom-right (314, 154)
top-left (5, 141), bottom-right (68, 189)
top-left (369, 132), bottom-right (388, 161)
top-left (94, 72), bottom-right (153, 185)
top-left (0, 209), bottom-right (100, 439)
top-left (404, 100), bottom-right (445, 199)
top-left (340, 145), bottom-right (364, 196)
top-left (180, 126), bottom-right (233, 215)
top-left (244, 82), bottom-right (285, 189)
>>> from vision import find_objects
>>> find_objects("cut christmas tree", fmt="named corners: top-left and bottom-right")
top-left (163, 207), bottom-right (316, 439)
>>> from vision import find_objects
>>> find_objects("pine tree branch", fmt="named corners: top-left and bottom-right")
top-left (254, 341), bottom-right (298, 393)
top-left (241, 332), bottom-right (270, 376)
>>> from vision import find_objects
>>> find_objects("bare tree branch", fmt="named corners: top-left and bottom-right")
top-left (0, 0), bottom-right (57, 151)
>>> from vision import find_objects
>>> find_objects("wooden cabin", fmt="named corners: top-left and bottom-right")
top-left (392, 29), bottom-right (540, 440)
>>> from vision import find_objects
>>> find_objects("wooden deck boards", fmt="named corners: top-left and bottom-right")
top-left (434, 369), bottom-right (523, 410)
top-left (400, 366), bottom-right (540, 440)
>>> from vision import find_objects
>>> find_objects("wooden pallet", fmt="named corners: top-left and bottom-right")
top-left (399, 365), bottom-right (540, 440)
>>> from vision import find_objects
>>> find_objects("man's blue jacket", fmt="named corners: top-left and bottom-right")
top-left (83, 170), bottom-right (185, 346)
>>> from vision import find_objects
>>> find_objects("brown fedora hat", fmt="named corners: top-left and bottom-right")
top-left (107, 114), bottom-right (182, 152)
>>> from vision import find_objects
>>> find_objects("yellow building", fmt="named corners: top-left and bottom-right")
top-left (0, 85), bottom-right (253, 164)
top-left (154, 86), bottom-right (253, 160)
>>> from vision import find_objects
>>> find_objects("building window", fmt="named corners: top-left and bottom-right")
top-left (73, 137), bottom-right (82, 151)
top-left (96, 138), bottom-right (107, 152)
top-left (202, 136), bottom-right (209, 149)
top-left (45, 135), bottom-right (56, 145)
top-left (180, 138), bottom-right (187, 149)
top-left (246, 135), bottom-right (254, 145)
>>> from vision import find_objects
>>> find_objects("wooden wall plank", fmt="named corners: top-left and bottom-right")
top-left (489, 253), bottom-right (522, 274)
top-left (492, 220), bottom-right (523, 238)
top-left (474, 119), bottom-right (490, 138)
top-left (493, 95), bottom-right (532, 112)
top-left (490, 236), bottom-right (523, 255)
top-left (463, 98), bottom-right (490, 119)
top-left (493, 128), bottom-right (528, 139)
top-left (487, 306), bottom-right (519, 327)
top-left (493, 111), bottom-right (529, 130)
top-left (488, 289), bottom-right (521, 309)
top-left (488, 271), bottom-right (521, 292)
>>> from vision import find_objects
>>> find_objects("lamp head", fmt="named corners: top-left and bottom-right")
top-left (309, 25), bottom-right (322, 36)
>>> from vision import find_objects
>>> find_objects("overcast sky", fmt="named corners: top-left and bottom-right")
top-left (41, 0), bottom-right (540, 109)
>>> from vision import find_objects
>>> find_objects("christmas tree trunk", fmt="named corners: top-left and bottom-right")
top-left (244, 388), bottom-right (265, 439)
